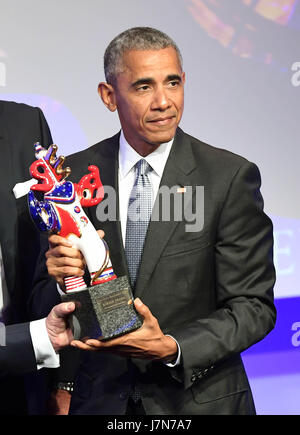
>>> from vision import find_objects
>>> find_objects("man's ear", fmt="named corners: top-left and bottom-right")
top-left (98, 82), bottom-right (117, 112)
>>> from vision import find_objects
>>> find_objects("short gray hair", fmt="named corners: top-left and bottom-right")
top-left (104, 27), bottom-right (183, 84)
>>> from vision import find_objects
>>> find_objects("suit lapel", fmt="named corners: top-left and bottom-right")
top-left (135, 128), bottom-right (199, 298)
top-left (87, 133), bottom-right (128, 278)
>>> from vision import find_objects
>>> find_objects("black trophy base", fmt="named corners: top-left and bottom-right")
top-left (61, 276), bottom-right (143, 341)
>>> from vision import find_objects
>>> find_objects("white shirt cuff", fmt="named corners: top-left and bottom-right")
top-left (57, 283), bottom-right (65, 296)
top-left (164, 335), bottom-right (181, 367)
top-left (29, 318), bottom-right (60, 370)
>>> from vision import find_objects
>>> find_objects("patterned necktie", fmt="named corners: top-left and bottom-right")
top-left (125, 159), bottom-right (153, 289)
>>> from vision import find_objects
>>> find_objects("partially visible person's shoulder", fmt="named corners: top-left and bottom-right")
top-left (0, 99), bottom-right (39, 116)
top-left (0, 100), bottom-right (44, 132)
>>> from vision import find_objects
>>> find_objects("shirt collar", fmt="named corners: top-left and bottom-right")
top-left (119, 130), bottom-right (174, 179)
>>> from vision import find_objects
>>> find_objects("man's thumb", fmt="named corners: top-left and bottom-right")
top-left (52, 302), bottom-right (75, 319)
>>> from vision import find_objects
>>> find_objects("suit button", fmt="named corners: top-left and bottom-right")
top-left (119, 391), bottom-right (128, 401)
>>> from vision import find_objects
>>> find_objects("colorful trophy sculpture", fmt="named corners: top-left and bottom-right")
top-left (25, 143), bottom-right (142, 341)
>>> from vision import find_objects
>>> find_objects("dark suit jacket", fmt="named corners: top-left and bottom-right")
top-left (0, 100), bottom-right (53, 323)
top-left (30, 127), bottom-right (276, 415)
top-left (0, 100), bottom-right (52, 414)
top-left (0, 323), bottom-right (36, 379)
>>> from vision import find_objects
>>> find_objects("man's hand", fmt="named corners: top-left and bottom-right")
top-left (45, 230), bottom-right (105, 291)
top-left (71, 298), bottom-right (178, 363)
top-left (46, 235), bottom-right (85, 291)
top-left (46, 302), bottom-right (76, 352)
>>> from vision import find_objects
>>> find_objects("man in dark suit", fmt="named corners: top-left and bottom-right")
top-left (0, 100), bottom-right (53, 323)
top-left (32, 27), bottom-right (276, 415)
top-left (0, 100), bottom-right (53, 414)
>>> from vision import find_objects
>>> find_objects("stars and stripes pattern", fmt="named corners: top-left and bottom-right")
top-left (64, 276), bottom-right (87, 293)
top-left (90, 267), bottom-right (116, 285)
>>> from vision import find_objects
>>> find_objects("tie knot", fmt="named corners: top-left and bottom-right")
top-left (135, 159), bottom-right (152, 177)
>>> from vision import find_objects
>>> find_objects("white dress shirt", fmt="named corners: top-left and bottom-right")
top-left (118, 131), bottom-right (181, 366)
top-left (0, 244), bottom-right (59, 370)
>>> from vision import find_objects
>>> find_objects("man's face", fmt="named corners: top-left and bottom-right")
top-left (104, 47), bottom-right (185, 156)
